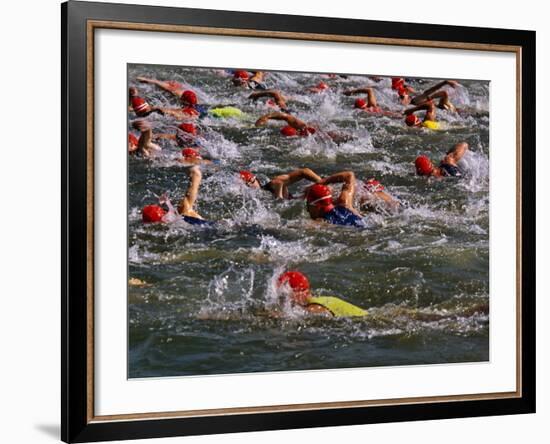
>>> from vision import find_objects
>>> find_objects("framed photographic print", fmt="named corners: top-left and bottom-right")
top-left (62, 1), bottom-right (536, 442)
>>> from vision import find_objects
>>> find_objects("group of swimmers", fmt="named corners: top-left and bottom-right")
top-left (129, 69), bottom-right (473, 317)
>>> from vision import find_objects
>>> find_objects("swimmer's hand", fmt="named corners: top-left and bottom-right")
top-left (158, 192), bottom-right (169, 206)
top-left (446, 80), bottom-right (459, 88)
top-left (255, 115), bottom-right (270, 126)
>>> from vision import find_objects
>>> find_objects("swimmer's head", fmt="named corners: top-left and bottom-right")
top-left (306, 184), bottom-right (334, 211)
top-left (364, 178), bottom-right (384, 193)
top-left (233, 70), bottom-right (250, 86)
top-left (405, 114), bottom-right (422, 127)
top-left (239, 170), bottom-right (260, 188)
top-left (392, 77), bottom-right (404, 89)
top-left (415, 155), bottom-right (434, 176)
top-left (181, 90), bottom-right (198, 106)
top-left (281, 125), bottom-right (298, 137)
top-left (354, 98), bottom-right (367, 109)
top-left (310, 81), bottom-right (329, 93)
top-left (277, 271), bottom-right (311, 306)
top-left (181, 147), bottom-right (202, 161)
top-left (142, 205), bottom-right (166, 223)
top-left (178, 122), bottom-right (198, 135)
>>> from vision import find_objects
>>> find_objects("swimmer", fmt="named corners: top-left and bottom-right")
top-left (403, 100), bottom-right (441, 130)
top-left (414, 142), bottom-right (469, 177)
top-left (410, 79), bottom-right (459, 111)
top-left (344, 87), bottom-right (381, 112)
top-left (391, 77), bottom-right (416, 105)
top-left (255, 112), bottom-right (351, 144)
top-left (305, 171), bottom-right (367, 228)
top-left (255, 112), bottom-right (316, 136)
top-left (276, 271), bottom-right (368, 317)
top-left (359, 178), bottom-right (400, 214)
top-left (154, 122), bottom-right (202, 148)
top-left (153, 89), bottom-right (210, 119)
top-left (239, 167), bottom-right (322, 199)
top-left (129, 87), bottom-right (164, 117)
top-left (344, 87), bottom-right (401, 117)
top-left (232, 70), bottom-right (266, 89)
top-left (179, 147), bottom-right (217, 165)
top-left (143, 86), bottom-right (242, 120)
top-left (131, 119), bottom-right (161, 157)
top-left (141, 166), bottom-right (210, 225)
top-left (309, 81), bottom-right (330, 93)
top-left (248, 90), bottom-right (290, 112)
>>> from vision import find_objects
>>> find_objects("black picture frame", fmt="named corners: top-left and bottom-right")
top-left (62, 1), bottom-right (536, 442)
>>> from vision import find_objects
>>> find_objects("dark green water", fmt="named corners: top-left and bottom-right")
top-left (128, 65), bottom-right (489, 378)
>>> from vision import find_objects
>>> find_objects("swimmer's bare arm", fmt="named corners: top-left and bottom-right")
top-left (255, 112), bottom-right (306, 129)
top-left (305, 304), bottom-right (333, 316)
top-left (344, 87), bottom-right (378, 107)
top-left (321, 171), bottom-right (360, 214)
top-left (249, 90), bottom-right (287, 109)
top-left (153, 133), bottom-right (176, 141)
top-left (132, 119), bottom-right (160, 156)
top-left (442, 142), bottom-right (469, 166)
top-left (177, 166), bottom-right (203, 217)
top-left (404, 102), bottom-right (437, 121)
top-left (343, 88), bottom-right (371, 96)
top-left (136, 76), bottom-right (183, 97)
top-left (269, 168), bottom-right (322, 199)
top-left (413, 80), bottom-right (458, 104)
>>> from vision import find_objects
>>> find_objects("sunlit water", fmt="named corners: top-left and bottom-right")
top-left (128, 65), bottom-right (489, 378)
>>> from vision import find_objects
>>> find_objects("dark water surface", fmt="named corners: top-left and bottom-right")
top-left (128, 65), bottom-right (489, 378)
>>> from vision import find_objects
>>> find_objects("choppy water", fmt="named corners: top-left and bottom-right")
top-left (128, 65), bottom-right (489, 378)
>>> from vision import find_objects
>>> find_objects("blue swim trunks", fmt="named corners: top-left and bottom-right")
top-left (323, 206), bottom-right (367, 228)
top-left (182, 215), bottom-right (212, 226)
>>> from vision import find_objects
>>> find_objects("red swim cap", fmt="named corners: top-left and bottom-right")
top-left (364, 178), bottom-right (385, 192)
top-left (397, 85), bottom-right (408, 97)
top-left (306, 184), bottom-right (333, 207)
top-left (178, 122), bottom-right (197, 135)
top-left (142, 205), bottom-right (166, 223)
top-left (239, 170), bottom-right (257, 185)
top-left (128, 133), bottom-right (139, 151)
top-left (131, 96), bottom-right (150, 116)
top-left (281, 125), bottom-right (298, 137)
top-left (234, 70), bottom-right (250, 80)
top-left (354, 98), bottom-right (367, 109)
top-left (405, 114), bottom-right (421, 127)
top-left (392, 77), bottom-right (404, 89)
top-left (415, 155), bottom-right (434, 176)
top-left (316, 81), bottom-right (329, 90)
top-left (181, 148), bottom-right (202, 159)
top-left (277, 271), bottom-right (310, 292)
top-left (181, 107), bottom-right (200, 117)
top-left (181, 90), bottom-right (198, 106)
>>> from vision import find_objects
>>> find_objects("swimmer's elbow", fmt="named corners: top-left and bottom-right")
top-left (189, 166), bottom-right (202, 178)
top-left (343, 171), bottom-right (356, 182)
